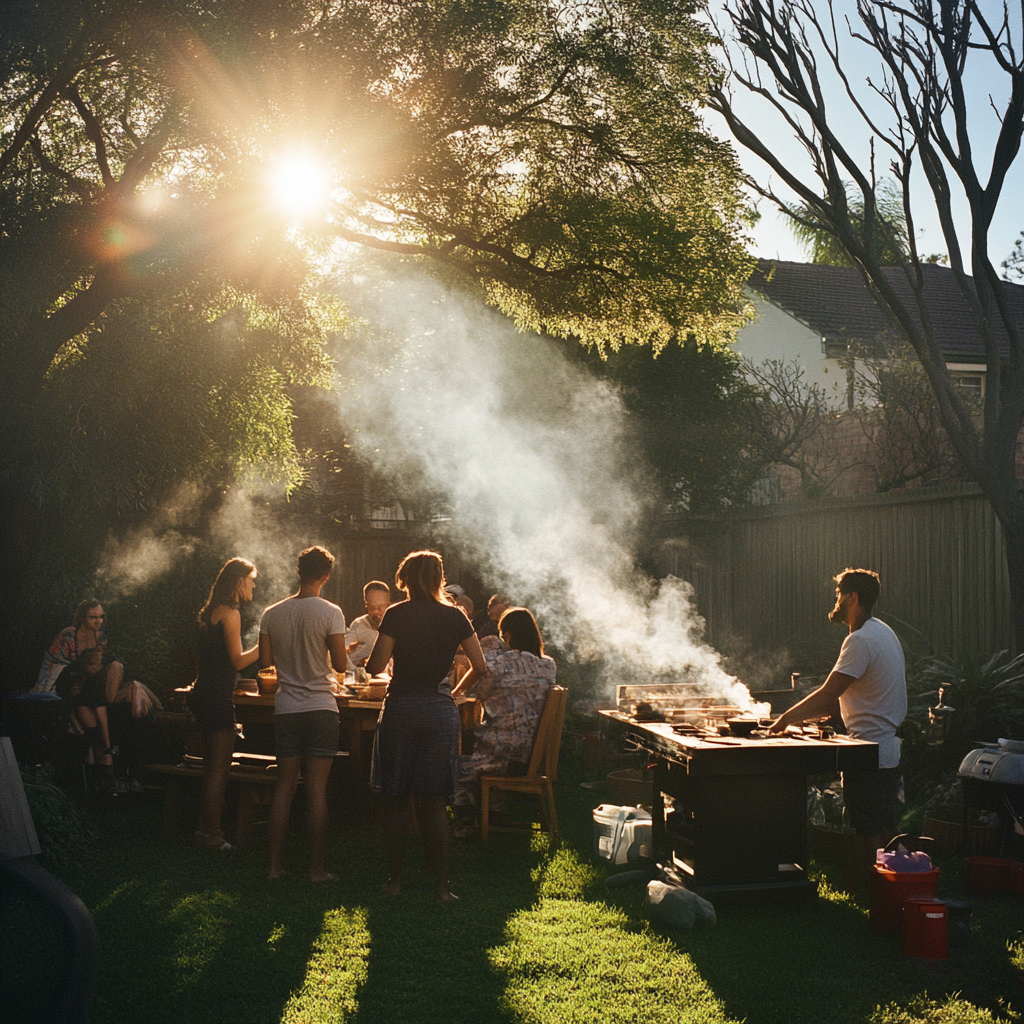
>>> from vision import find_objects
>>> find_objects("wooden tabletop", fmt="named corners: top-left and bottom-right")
top-left (231, 691), bottom-right (383, 711)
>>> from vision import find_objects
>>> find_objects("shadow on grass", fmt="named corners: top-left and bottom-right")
top-left (557, 758), bottom-right (1023, 1024)
top-left (351, 837), bottom-right (545, 1024)
top-left (57, 793), bottom-right (547, 1024)
top-left (601, 859), bottom-right (1022, 1024)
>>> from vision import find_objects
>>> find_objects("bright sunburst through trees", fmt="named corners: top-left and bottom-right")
top-left (1, 0), bottom-right (754, 678)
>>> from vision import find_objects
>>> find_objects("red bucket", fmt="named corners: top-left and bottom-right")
top-left (965, 857), bottom-right (1015, 895)
top-left (870, 865), bottom-right (940, 936)
top-left (902, 897), bottom-right (948, 959)
top-left (1011, 860), bottom-right (1024, 896)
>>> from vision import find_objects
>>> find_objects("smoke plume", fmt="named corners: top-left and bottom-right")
top-left (334, 261), bottom-right (755, 708)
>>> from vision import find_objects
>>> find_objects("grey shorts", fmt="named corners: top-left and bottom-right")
top-left (274, 710), bottom-right (339, 759)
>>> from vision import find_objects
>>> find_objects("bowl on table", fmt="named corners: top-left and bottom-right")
top-left (257, 669), bottom-right (279, 696)
top-left (726, 716), bottom-right (759, 738)
top-left (356, 683), bottom-right (388, 701)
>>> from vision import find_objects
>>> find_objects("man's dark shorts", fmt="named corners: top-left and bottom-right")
top-left (842, 766), bottom-right (902, 835)
top-left (274, 710), bottom-right (339, 759)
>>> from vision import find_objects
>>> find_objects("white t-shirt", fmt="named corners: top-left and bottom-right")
top-left (833, 616), bottom-right (907, 768)
top-left (259, 596), bottom-right (346, 716)
top-left (345, 614), bottom-right (379, 669)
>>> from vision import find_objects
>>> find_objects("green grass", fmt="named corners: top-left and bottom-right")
top-left (3, 759), bottom-right (1022, 1024)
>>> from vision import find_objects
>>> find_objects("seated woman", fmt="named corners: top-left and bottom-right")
top-left (57, 645), bottom-right (115, 787)
top-left (451, 608), bottom-right (556, 834)
top-left (35, 599), bottom-right (124, 703)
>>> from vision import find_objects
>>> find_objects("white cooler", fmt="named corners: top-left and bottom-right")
top-left (593, 804), bottom-right (652, 865)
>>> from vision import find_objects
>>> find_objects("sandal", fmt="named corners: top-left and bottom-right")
top-left (195, 830), bottom-right (234, 852)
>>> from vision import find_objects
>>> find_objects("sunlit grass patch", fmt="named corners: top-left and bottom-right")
top-left (869, 994), bottom-right (1017, 1024)
top-left (278, 907), bottom-right (370, 1024)
top-left (490, 898), bottom-right (736, 1024)
top-left (1009, 933), bottom-right (1024, 973)
top-left (813, 874), bottom-right (870, 916)
top-left (166, 892), bottom-right (235, 985)
top-left (531, 845), bottom-right (601, 900)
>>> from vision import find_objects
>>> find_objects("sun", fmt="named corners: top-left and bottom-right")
top-left (269, 155), bottom-right (330, 218)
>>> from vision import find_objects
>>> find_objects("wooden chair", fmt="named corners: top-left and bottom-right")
top-left (480, 685), bottom-right (567, 844)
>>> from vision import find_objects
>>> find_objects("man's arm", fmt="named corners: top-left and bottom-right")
top-left (327, 633), bottom-right (348, 674)
top-left (767, 670), bottom-right (855, 733)
top-left (259, 633), bottom-right (274, 669)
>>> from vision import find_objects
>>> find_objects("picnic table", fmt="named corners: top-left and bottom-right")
top-left (156, 689), bottom-right (483, 835)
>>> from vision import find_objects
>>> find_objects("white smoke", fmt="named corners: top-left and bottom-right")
top-left (93, 484), bottom-right (329, 645)
top-left (97, 526), bottom-right (195, 595)
top-left (333, 260), bottom-right (754, 708)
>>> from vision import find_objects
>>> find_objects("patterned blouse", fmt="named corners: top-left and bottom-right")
top-left (34, 626), bottom-right (108, 693)
top-left (454, 642), bottom-right (556, 804)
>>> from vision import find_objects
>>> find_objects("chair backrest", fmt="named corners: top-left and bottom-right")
top-left (526, 685), bottom-right (567, 781)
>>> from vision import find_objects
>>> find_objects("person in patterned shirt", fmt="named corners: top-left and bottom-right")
top-left (451, 607), bottom-right (555, 835)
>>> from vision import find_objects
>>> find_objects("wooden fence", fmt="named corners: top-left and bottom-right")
top-left (317, 525), bottom-right (480, 624)
top-left (655, 484), bottom-right (1014, 664)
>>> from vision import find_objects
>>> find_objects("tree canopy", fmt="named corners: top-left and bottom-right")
top-left (3, 0), bottom-right (754, 400)
top-left (1, 0), bottom-right (756, 685)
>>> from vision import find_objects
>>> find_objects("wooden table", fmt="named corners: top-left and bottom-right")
top-left (231, 692), bottom-right (482, 800)
top-left (232, 692), bottom-right (382, 778)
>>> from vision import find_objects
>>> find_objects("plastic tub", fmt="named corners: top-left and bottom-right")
top-left (593, 804), bottom-right (652, 865)
top-left (965, 856), bottom-right (1016, 895)
top-left (902, 897), bottom-right (948, 959)
top-left (870, 864), bottom-right (940, 936)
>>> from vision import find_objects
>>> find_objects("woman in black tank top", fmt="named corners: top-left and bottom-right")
top-left (189, 558), bottom-right (260, 851)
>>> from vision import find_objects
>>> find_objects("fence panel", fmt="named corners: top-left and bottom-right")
top-left (658, 486), bottom-right (1013, 661)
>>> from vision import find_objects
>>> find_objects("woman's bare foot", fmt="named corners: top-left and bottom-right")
top-left (437, 889), bottom-right (459, 904)
top-left (382, 878), bottom-right (402, 896)
top-left (311, 871), bottom-right (337, 884)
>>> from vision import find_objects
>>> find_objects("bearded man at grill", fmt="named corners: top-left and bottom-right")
top-left (770, 568), bottom-right (907, 866)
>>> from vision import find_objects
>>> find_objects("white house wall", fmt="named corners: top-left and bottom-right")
top-left (733, 288), bottom-right (851, 409)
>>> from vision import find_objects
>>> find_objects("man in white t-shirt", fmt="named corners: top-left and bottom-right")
top-left (259, 545), bottom-right (348, 882)
top-left (345, 580), bottom-right (391, 669)
top-left (770, 568), bottom-right (907, 853)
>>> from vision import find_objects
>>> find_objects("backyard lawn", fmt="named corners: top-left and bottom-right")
top-left (3, 758), bottom-right (1021, 1024)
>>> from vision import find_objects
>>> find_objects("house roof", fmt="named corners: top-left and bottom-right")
top-left (747, 260), bottom-right (1024, 362)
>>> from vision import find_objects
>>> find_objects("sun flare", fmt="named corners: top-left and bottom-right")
top-left (269, 155), bottom-right (329, 217)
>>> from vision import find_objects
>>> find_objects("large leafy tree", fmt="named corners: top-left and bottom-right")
top-left (711, 0), bottom-right (1024, 647)
top-left (3, 0), bottom-right (752, 400)
top-left (2, 0), bottom-right (753, 681)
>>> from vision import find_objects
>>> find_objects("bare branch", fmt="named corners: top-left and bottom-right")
top-left (62, 86), bottom-right (113, 185)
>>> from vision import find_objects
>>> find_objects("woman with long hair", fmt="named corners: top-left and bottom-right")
top-left (451, 608), bottom-right (556, 836)
top-left (35, 598), bottom-right (124, 700)
top-left (36, 599), bottom-right (125, 787)
top-left (189, 558), bottom-right (259, 851)
top-left (366, 550), bottom-right (486, 902)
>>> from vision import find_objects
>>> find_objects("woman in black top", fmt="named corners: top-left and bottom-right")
top-left (367, 550), bottom-right (486, 902)
top-left (190, 558), bottom-right (259, 851)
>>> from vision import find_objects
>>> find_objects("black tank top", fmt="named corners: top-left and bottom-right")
top-left (194, 619), bottom-right (236, 696)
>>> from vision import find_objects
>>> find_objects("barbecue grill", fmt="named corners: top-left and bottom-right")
top-left (958, 741), bottom-right (1024, 858)
top-left (599, 694), bottom-right (877, 899)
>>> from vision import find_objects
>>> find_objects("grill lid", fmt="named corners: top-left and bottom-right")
top-left (958, 747), bottom-right (1024, 785)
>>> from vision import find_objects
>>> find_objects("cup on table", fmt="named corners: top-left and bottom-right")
top-left (257, 667), bottom-right (279, 695)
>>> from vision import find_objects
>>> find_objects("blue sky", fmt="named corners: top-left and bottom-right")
top-left (703, 0), bottom-right (1023, 274)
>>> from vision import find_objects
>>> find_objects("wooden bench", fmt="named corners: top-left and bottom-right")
top-left (146, 751), bottom-right (349, 851)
